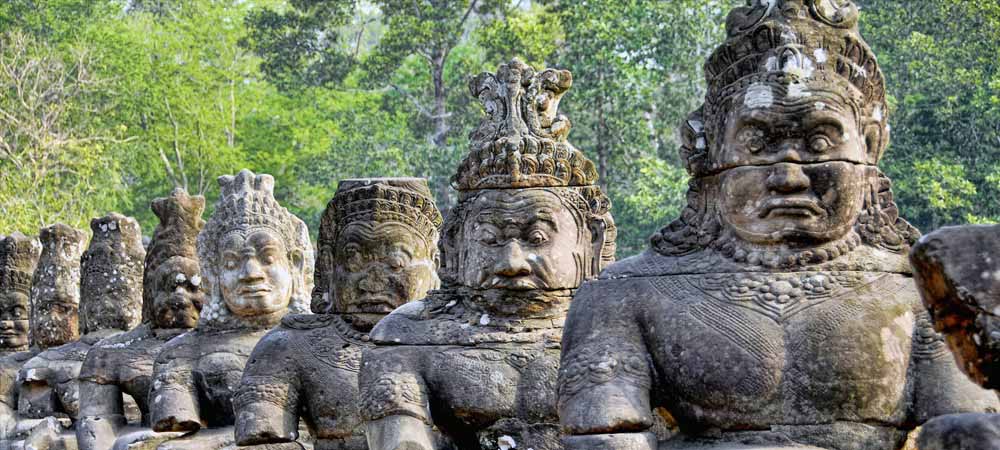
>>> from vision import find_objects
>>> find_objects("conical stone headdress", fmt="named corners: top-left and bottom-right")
top-left (197, 170), bottom-right (313, 329)
top-left (311, 177), bottom-right (442, 313)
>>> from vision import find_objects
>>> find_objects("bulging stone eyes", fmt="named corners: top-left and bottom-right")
top-left (738, 126), bottom-right (767, 153)
top-left (810, 135), bottom-right (834, 153)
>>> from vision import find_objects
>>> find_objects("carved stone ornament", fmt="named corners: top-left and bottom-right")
top-left (143, 170), bottom-right (313, 450)
top-left (77, 189), bottom-right (207, 450)
top-left (910, 225), bottom-right (1000, 450)
top-left (360, 59), bottom-right (616, 450)
top-left (556, 2), bottom-right (999, 449)
top-left (234, 177), bottom-right (442, 449)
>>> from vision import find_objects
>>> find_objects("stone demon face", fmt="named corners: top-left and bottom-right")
top-left (219, 229), bottom-right (296, 318)
top-left (151, 256), bottom-right (204, 329)
top-left (333, 222), bottom-right (437, 327)
top-left (462, 189), bottom-right (586, 291)
top-left (717, 86), bottom-right (868, 245)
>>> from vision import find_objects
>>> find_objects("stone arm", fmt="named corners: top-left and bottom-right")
top-left (908, 304), bottom-right (1000, 423)
top-left (234, 330), bottom-right (301, 446)
top-left (149, 343), bottom-right (203, 432)
top-left (17, 364), bottom-right (59, 419)
top-left (359, 346), bottom-right (436, 450)
top-left (557, 280), bottom-right (657, 450)
top-left (77, 350), bottom-right (126, 450)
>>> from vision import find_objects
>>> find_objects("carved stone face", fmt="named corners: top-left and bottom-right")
top-left (219, 229), bottom-right (295, 317)
top-left (462, 189), bottom-right (585, 290)
top-left (718, 87), bottom-right (868, 245)
top-left (34, 298), bottom-right (79, 348)
top-left (152, 256), bottom-right (205, 329)
top-left (333, 222), bottom-right (436, 320)
top-left (0, 290), bottom-right (29, 349)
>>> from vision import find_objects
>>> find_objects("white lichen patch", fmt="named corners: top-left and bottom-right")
top-left (479, 314), bottom-right (491, 326)
top-left (814, 48), bottom-right (829, 64)
top-left (744, 84), bottom-right (774, 110)
top-left (498, 435), bottom-right (517, 450)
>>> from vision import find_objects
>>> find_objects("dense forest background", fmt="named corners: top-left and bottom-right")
top-left (0, 0), bottom-right (996, 256)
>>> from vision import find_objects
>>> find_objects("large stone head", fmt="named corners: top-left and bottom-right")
top-left (197, 170), bottom-right (313, 330)
top-left (144, 188), bottom-right (206, 330)
top-left (80, 213), bottom-right (145, 334)
top-left (0, 233), bottom-right (41, 351)
top-left (441, 59), bottom-right (616, 315)
top-left (312, 178), bottom-right (442, 329)
top-left (31, 224), bottom-right (86, 349)
top-left (653, 0), bottom-right (917, 268)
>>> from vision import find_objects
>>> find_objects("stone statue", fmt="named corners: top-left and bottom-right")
top-left (234, 177), bottom-right (443, 450)
top-left (359, 59), bottom-right (616, 450)
top-left (556, 2), bottom-right (999, 449)
top-left (19, 214), bottom-right (145, 425)
top-left (15, 224), bottom-right (87, 422)
top-left (145, 170), bottom-right (313, 450)
top-left (77, 189), bottom-right (207, 450)
top-left (910, 225), bottom-right (1000, 450)
top-left (0, 233), bottom-right (41, 436)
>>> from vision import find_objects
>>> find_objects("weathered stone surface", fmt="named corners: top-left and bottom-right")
top-left (234, 177), bottom-right (441, 449)
top-left (141, 170), bottom-right (312, 450)
top-left (30, 224), bottom-right (86, 351)
top-left (909, 225), bottom-right (1000, 450)
top-left (77, 189), bottom-right (206, 450)
top-left (556, 2), bottom-right (998, 449)
top-left (19, 214), bottom-right (145, 426)
top-left (911, 225), bottom-right (1000, 388)
top-left (360, 59), bottom-right (616, 450)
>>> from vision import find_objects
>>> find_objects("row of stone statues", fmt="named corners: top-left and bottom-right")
top-left (0, 1), bottom-right (998, 449)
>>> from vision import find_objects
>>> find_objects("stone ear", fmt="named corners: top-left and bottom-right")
top-left (587, 217), bottom-right (608, 277)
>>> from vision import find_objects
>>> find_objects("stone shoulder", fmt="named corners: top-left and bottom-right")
top-left (369, 301), bottom-right (428, 344)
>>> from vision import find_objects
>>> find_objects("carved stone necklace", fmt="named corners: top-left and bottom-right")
top-left (712, 230), bottom-right (862, 269)
top-left (332, 314), bottom-right (371, 343)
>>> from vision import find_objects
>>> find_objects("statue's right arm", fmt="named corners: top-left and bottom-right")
top-left (359, 347), bottom-right (435, 450)
top-left (558, 280), bottom-right (657, 450)
top-left (234, 331), bottom-right (301, 446)
top-left (149, 342), bottom-right (203, 432)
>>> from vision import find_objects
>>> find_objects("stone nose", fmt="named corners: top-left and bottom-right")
top-left (239, 258), bottom-right (266, 282)
top-left (358, 269), bottom-right (387, 293)
top-left (766, 162), bottom-right (810, 193)
top-left (494, 242), bottom-right (531, 277)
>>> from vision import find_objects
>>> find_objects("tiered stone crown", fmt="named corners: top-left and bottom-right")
top-left (333, 178), bottom-right (442, 237)
top-left (0, 232), bottom-right (41, 294)
top-left (454, 58), bottom-right (599, 191)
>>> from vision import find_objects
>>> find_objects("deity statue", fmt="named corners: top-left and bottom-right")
top-left (0, 233), bottom-right (41, 435)
top-left (19, 214), bottom-right (145, 426)
top-left (144, 170), bottom-right (313, 450)
top-left (77, 189), bottom-right (207, 450)
top-left (556, 2), bottom-right (999, 449)
top-left (910, 225), bottom-right (1000, 450)
top-left (234, 177), bottom-right (443, 450)
top-left (359, 59), bottom-right (616, 450)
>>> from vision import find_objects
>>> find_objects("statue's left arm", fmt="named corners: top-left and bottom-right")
top-left (149, 341), bottom-right (203, 432)
top-left (558, 280), bottom-right (658, 450)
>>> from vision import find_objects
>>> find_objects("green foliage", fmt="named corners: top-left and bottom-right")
top-left (860, 0), bottom-right (1000, 230)
top-left (0, 0), bottom-right (997, 256)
